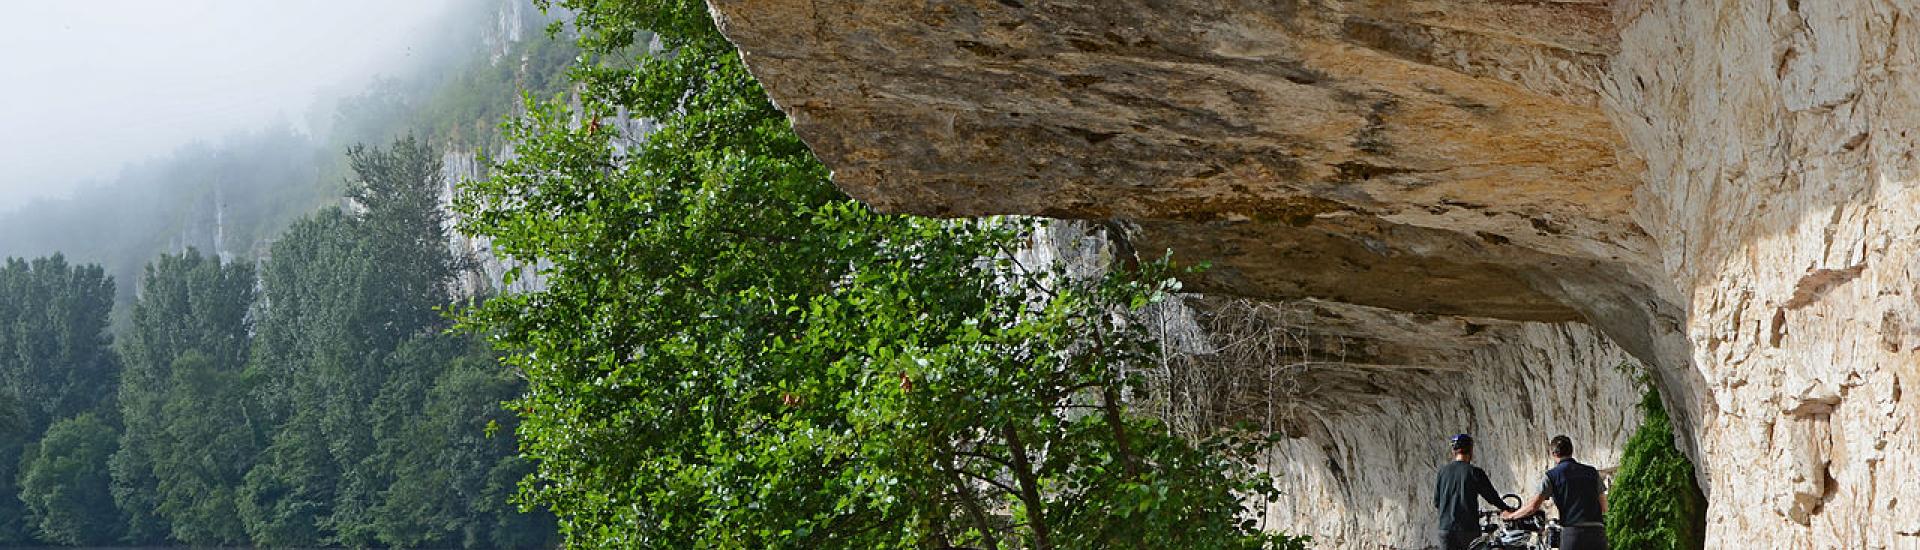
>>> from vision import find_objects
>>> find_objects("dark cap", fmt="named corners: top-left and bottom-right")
top-left (1449, 433), bottom-right (1474, 451)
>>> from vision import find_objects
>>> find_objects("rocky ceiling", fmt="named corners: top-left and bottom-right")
top-left (707, 0), bottom-right (1663, 334)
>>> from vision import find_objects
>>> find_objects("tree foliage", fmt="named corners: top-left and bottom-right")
top-left (111, 249), bottom-right (258, 545)
top-left (19, 413), bottom-right (124, 546)
top-left (1, 137), bottom-right (555, 549)
top-left (0, 255), bottom-right (117, 432)
top-left (242, 138), bottom-right (460, 546)
top-left (1606, 389), bottom-right (1707, 550)
top-left (457, 1), bottom-right (1304, 548)
top-left (0, 255), bottom-right (117, 544)
top-left (238, 137), bottom-right (553, 549)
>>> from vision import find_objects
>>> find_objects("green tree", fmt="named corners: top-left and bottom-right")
top-left (241, 210), bottom-right (363, 546)
top-left (364, 336), bottom-right (457, 547)
top-left (150, 351), bottom-right (258, 544)
top-left (1606, 390), bottom-right (1707, 550)
top-left (343, 136), bottom-right (465, 351)
top-left (0, 255), bottom-right (117, 544)
top-left (456, 1), bottom-right (1304, 548)
top-left (0, 388), bottom-right (20, 434)
top-left (242, 210), bottom-right (391, 546)
top-left (243, 168), bottom-right (456, 544)
top-left (369, 333), bottom-right (554, 549)
top-left (0, 388), bottom-right (26, 544)
top-left (0, 255), bottom-right (117, 433)
top-left (243, 134), bottom-right (552, 547)
top-left (112, 249), bottom-right (258, 544)
top-left (18, 413), bottom-right (124, 546)
top-left (238, 414), bottom-right (335, 547)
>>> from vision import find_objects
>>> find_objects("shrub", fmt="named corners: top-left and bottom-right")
top-left (1605, 389), bottom-right (1707, 550)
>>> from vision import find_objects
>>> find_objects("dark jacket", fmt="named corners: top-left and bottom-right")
top-left (1434, 460), bottom-right (1508, 532)
top-left (1542, 458), bottom-right (1605, 525)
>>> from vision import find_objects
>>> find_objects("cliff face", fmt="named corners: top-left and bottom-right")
top-left (1609, 1), bottom-right (1920, 543)
top-left (703, 0), bottom-right (1920, 547)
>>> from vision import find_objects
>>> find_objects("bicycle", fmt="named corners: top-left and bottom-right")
top-left (1469, 494), bottom-right (1561, 550)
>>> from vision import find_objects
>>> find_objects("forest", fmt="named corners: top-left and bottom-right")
top-left (0, 136), bottom-right (555, 547)
top-left (0, 1), bottom-right (572, 547)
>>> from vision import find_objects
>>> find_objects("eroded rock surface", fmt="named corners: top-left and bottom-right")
top-left (706, 0), bottom-right (1920, 547)
top-left (1607, 1), bottom-right (1920, 544)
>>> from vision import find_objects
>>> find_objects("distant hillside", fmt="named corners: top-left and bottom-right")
top-left (0, 0), bottom-right (574, 329)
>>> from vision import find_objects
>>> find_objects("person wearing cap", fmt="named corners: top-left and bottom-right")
top-left (1434, 433), bottom-right (1513, 550)
top-left (1503, 435), bottom-right (1607, 550)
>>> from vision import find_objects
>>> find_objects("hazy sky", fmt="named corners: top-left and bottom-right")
top-left (0, 0), bottom-right (470, 209)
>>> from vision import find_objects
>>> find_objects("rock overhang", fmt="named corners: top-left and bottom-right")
top-left (707, 0), bottom-right (1666, 332)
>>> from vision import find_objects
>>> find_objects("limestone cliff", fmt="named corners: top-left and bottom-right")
top-left (704, 0), bottom-right (1920, 547)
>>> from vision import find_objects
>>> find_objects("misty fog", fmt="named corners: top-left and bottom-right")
top-left (0, 0), bottom-right (466, 209)
top-left (0, 0), bottom-right (559, 323)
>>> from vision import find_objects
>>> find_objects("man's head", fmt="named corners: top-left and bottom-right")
top-left (1450, 433), bottom-right (1474, 460)
top-left (1549, 435), bottom-right (1573, 459)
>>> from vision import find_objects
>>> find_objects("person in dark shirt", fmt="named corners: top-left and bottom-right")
top-left (1434, 433), bottom-right (1512, 550)
top-left (1504, 435), bottom-right (1608, 550)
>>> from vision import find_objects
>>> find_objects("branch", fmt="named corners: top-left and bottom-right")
top-left (939, 449), bottom-right (1004, 550)
top-left (953, 450), bottom-right (1016, 469)
top-left (1093, 323), bottom-right (1141, 477)
top-left (1003, 424), bottom-right (1053, 550)
top-left (714, 226), bottom-right (798, 244)
top-left (948, 464), bottom-right (1021, 498)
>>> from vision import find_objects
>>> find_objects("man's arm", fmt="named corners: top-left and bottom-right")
top-left (1503, 493), bottom-right (1549, 520)
top-left (1600, 490), bottom-right (1608, 514)
top-left (1502, 476), bottom-right (1551, 520)
top-left (1472, 468), bottom-right (1510, 511)
top-left (1434, 474), bottom-right (1442, 511)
